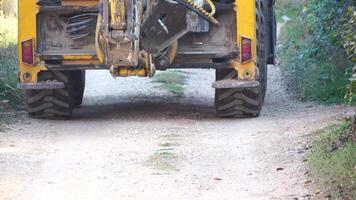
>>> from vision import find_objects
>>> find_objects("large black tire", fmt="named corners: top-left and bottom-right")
top-left (256, 0), bottom-right (269, 98)
top-left (214, 0), bottom-right (271, 118)
top-left (72, 70), bottom-right (86, 106)
top-left (25, 70), bottom-right (84, 119)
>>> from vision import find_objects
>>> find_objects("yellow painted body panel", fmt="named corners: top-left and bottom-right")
top-left (234, 0), bottom-right (257, 80)
top-left (110, 0), bottom-right (126, 28)
top-left (62, 55), bottom-right (97, 60)
top-left (18, 0), bottom-right (46, 83)
top-left (18, 0), bottom-right (100, 83)
top-left (61, 0), bottom-right (98, 6)
top-left (18, 0), bottom-right (258, 82)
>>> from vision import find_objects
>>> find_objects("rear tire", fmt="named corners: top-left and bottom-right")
top-left (25, 71), bottom-right (81, 119)
top-left (72, 70), bottom-right (86, 106)
top-left (214, 0), bottom-right (269, 118)
top-left (214, 69), bottom-right (265, 118)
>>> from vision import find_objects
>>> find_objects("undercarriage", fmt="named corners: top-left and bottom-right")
top-left (18, 0), bottom-right (276, 118)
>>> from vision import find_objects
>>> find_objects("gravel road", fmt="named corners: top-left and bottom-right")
top-left (0, 66), bottom-right (346, 200)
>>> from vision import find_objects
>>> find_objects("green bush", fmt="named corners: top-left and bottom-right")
top-left (275, 0), bottom-right (301, 22)
top-left (278, 0), bottom-right (355, 103)
top-left (0, 16), bottom-right (22, 107)
top-left (0, 37), bottom-right (19, 104)
top-left (306, 0), bottom-right (355, 62)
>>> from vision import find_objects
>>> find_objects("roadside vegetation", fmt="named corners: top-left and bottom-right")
top-left (277, 0), bottom-right (355, 103)
top-left (308, 120), bottom-right (355, 199)
top-left (0, 9), bottom-right (21, 112)
top-left (277, 0), bottom-right (356, 197)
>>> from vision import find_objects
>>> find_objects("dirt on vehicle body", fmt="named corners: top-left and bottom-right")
top-left (17, 0), bottom-right (276, 119)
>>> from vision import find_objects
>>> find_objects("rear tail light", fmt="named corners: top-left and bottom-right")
top-left (241, 37), bottom-right (252, 63)
top-left (22, 39), bottom-right (34, 65)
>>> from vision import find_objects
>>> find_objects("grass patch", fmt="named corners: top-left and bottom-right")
top-left (277, 0), bottom-right (353, 103)
top-left (0, 16), bottom-right (22, 108)
top-left (146, 150), bottom-right (179, 171)
top-left (159, 142), bottom-right (180, 147)
top-left (146, 135), bottom-right (182, 171)
top-left (153, 70), bottom-right (187, 97)
top-left (308, 121), bottom-right (356, 199)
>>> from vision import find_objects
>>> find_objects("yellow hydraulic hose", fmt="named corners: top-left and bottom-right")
top-left (182, 0), bottom-right (219, 25)
top-left (205, 0), bottom-right (216, 16)
top-left (168, 41), bottom-right (178, 64)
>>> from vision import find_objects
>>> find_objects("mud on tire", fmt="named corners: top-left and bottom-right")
top-left (25, 71), bottom-right (85, 119)
top-left (214, 0), bottom-right (270, 118)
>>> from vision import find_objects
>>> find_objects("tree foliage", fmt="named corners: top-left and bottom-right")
top-left (278, 0), bottom-right (355, 103)
top-left (306, 0), bottom-right (355, 62)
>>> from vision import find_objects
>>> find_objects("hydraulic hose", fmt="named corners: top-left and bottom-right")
top-left (205, 0), bottom-right (216, 16)
top-left (176, 0), bottom-right (219, 25)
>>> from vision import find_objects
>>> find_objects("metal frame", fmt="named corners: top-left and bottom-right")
top-left (18, 0), bottom-right (259, 85)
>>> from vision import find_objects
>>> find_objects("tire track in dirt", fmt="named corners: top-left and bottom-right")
top-left (0, 67), bottom-right (346, 200)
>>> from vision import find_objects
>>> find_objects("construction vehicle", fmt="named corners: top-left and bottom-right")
top-left (18, 0), bottom-right (276, 119)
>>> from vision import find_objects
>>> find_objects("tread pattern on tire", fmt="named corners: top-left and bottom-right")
top-left (215, 70), bottom-right (263, 118)
top-left (214, 0), bottom-right (269, 118)
top-left (25, 71), bottom-right (75, 119)
top-left (72, 71), bottom-right (85, 106)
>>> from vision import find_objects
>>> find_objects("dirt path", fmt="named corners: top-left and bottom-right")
top-left (0, 66), bottom-right (346, 200)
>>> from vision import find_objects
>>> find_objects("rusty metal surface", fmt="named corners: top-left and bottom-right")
top-left (34, 0), bottom-right (238, 72)
top-left (141, 0), bottom-right (190, 55)
top-left (37, 12), bottom-right (97, 57)
top-left (174, 9), bottom-right (237, 63)
top-left (212, 80), bottom-right (260, 89)
top-left (97, 0), bottom-right (143, 67)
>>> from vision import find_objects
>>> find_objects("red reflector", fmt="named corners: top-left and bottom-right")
top-left (22, 39), bottom-right (33, 65)
top-left (241, 37), bottom-right (252, 63)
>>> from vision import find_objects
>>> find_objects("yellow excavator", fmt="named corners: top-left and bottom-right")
top-left (17, 0), bottom-right (276, 119)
